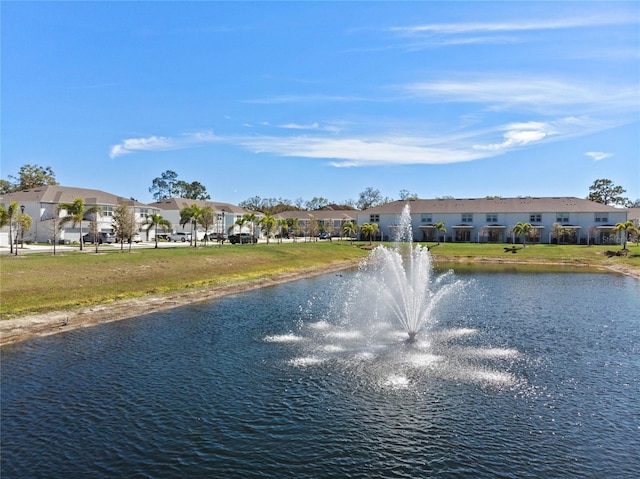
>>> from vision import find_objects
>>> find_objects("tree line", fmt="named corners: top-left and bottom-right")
top-left (2, 164), bottom-right (638, 210)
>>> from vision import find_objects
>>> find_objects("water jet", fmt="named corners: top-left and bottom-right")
top-left (348, 204), bottom-right (462, 342)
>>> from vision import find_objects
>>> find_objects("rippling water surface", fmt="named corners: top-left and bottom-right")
top-left (2, 271), bottom-right (639, 478)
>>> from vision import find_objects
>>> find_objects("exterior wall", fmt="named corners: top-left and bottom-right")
top-left (356, 200), bottom-right (629, 245)
top-left (1, 198), bottom-right (157, 246)
top-left (273, 210), bottom-right (356, 239)
top-left (146, 211), bottom-right (233, 241)
top-left (0, 186), bottom-right (157, 246)
top-left (148, 200), bottom-right (260, 240)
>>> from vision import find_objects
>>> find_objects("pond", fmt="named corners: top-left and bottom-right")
top-left (2, 267), bottom-right (639, 478)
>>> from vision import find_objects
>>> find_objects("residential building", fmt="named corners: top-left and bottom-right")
top-left (356, 197), bottom-right (629, 245)
top-left (628, 208), bottom-right (640, 228)
top-left (274, 209), bottom-right (356, 238)
top-left (149, 198), bottom-right (259, 239)
top-left (0, 185), bottom-right (158, 245)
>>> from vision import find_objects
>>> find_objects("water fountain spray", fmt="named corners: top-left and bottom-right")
top-left (363, 204), bottom-right (461, 342)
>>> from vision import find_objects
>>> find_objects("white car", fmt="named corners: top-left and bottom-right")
top-left (170, 232), bottom-right (192, 242)
top-left (130, 233), bottom-right (142, 243)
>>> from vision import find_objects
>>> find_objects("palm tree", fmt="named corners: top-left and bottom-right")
top-left (341, 221), bottom-right (358, 245)
top-left (57, 198), bottom-right (101, 251)
top-left (512, 221), bottom-right (532, 247)
top-left (433, 221), bottom-right (446, 245)
top-left (180, 204), bottom-right (202, 247)
top-left (612, 220), bottom-right (637, 250)
top-left (242, 213), bottom-right (258, 244)
top-left (234, 216), bottom-right (247, 243)
top-left (360, 222), bottom-right (379, 245)
top-left (552, 222), bottom-right (569, 245)
top-left (0, 202), bottom-right (18, 254)
top-left (276, 218), bottom-right (289, 243)
top-left (198, 206), bottom-right (215, 245)
top-left (145, 213), bottom-right (172, 249)
top-left (288, 217), bottom-right (300, 243)
top-left (17, 212), bottom-right (33, 249)
top-left (259, 214), bottom-right (276, 245)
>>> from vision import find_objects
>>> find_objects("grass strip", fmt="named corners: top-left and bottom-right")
top-left (1, 241), bottom-right (637, 319)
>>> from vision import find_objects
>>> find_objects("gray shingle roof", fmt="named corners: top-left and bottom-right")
top-left (274, 210), bottom-right (356, 221)
top-left (148, 198), bottom-right (251, 214)
top-left (1, 185), bottom-right (152, 208)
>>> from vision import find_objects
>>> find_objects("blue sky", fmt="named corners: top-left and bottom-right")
top-left (2, 1), bottom-right (639, 205)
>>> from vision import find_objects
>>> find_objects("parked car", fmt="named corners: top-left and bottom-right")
top-left (129, 233), bottom-right (142, 243)
top-left (203, 233), bottom-right (226, 242)
top-left (228, 233), bottom-right (258, 244)
top-left (83, 232), bottom-right (116, 244)
top-left (170, 232), bottom-right (192, 242)
top-left (318, 232), bottom-right (332, 240)
top-left (155, 233), bottom-right (171, 241)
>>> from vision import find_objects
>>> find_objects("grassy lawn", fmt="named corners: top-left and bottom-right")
top-left (1, 241), bottom-right (637, 319)
top-left (425, 241), bottom-right (640, 266)
top-left (0, 242), bottom-right (369, 318)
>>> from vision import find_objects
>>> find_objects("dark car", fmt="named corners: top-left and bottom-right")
top-left (83, 232), bottom-right (116, 244)
top-left (203, 233), bottom-right (226, 242)
top-left (228, 233), bottom-right (258, 244)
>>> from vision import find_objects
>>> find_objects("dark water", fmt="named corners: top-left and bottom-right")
top-left (2, 270), bottom-right (639, 478)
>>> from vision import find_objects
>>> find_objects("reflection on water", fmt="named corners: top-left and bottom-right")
top-left (2, 270), bottom-right (639, 479)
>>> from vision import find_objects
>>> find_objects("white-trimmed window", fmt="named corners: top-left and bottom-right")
top-left (139, 208), bottom-right (149, 219)
top-left (462, 213), bottom-right (473, 223)
top-left (595, 213), bottom-right (608, 222)
top-left (102, 206), bottom-right (113, 217)
top-left (369, 214), bottom-right (380, 223)
top-left (556, 213), bottom-right (569, 222)
top-left (530, 213), bottom-right (542, 223)
top-left (421, 213), bottom-right (432, 223)
top-left (486, 213), bottom-right (498, 223)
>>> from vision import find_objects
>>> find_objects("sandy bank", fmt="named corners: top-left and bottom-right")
top-left (0, 261), bottom-right (359, 347)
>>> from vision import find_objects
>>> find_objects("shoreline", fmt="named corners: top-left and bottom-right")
top-left (1, 259), bottom-right (637, 347)
top-left (0, 261), bottom-right (360, 347)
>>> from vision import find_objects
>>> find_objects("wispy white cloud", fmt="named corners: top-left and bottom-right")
top-left (240, 134), bottom-right (488, 167)
top-left (474, 121), bottom-right (552, 151)
top-left (110, 131), bottom-right (218, 158)
top-left (474, 117), bottom-right (607, 152)
top-left (390, 16), bottom-right (633, 36)
top-left (401, 76), bottom-right (638, 114)
top-left (277, 122), bottom-right (342, 133)
top-left (235, 114), bottom-right (613, 167)
top-left (586, 151), bottom-right (613, 161)
top-left (279, 122), bottom-right (320, 130)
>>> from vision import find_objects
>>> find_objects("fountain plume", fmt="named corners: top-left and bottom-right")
top-left (351, 204), bottom-right (462, 341)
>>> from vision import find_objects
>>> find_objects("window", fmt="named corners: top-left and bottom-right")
top-left (461, 213), bottom-right (473, 223)
top-left (102, 206), bottom-right (113, 217)
top-left (139, 208), bottom-right (149, 219)
top-left (486, 213), bottom-right (498, 223)
top-left (369, 214), bottom-right (380, 223)
top-left (529, 213), bottom-right (542, 223)
top-left (421, 213), bottom-right (432, 223)
top-left (595, 213), bottom-right (608, 222)
top-left (556, 213), bottom-right (569, 222)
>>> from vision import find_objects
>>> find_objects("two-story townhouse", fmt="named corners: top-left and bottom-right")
top-left (148, 198), bottom-right (259, 240)
top-left (0, 185), bottom-right (158, 245)
top-left (356, 197), bottom-right (628, 245)
top-left (274, 209), bottom-right (356, 239)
